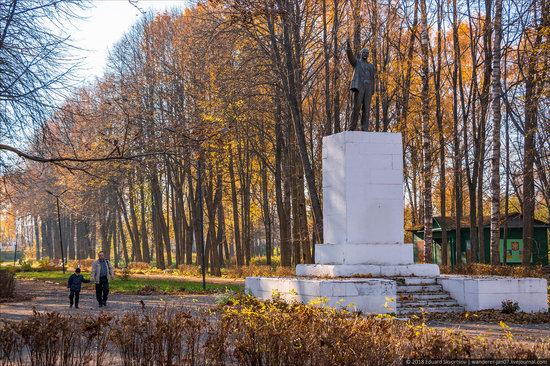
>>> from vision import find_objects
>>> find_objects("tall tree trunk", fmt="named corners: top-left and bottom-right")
top-left (128, 179), bottom-right (143, 262)
top-left (322, 0), bottom-right (332, 136)
top-left (433, 0), bottom-right (447, 265)
top-left (118, 211), bottom-right (130, 266)
top-left (332, 0), bottom-right (341, 133)
top-left (229, 150), bottom-right (243, 266)
top-left (274, 93), bottom-right (292, 266)
top-left (522, 1), bottom-right (545, 265)
top-left (140, 182), bottom-right (151, 263)
top-left (451, 0), bottom-right (463, 265)
top-left (261, 158), bottom-right (272, 265)
top-left (490, 0), bottom-right (503, 265)
top-left (34, 216), bottom-right (41, 260)
top-left (420, 0), bottom-right (433, 263)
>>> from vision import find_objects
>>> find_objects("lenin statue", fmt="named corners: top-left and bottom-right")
top-left (346, 39), bottom-right (375, 131)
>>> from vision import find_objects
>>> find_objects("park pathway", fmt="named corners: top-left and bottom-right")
top-left (2, 279), bottom-right (550, 344)
top-left (0, 279), bottom-right (219, 321)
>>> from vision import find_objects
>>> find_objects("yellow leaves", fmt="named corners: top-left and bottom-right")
top-left (308, 297), bottom-right (329, 307)
top-left (499, 320), bottom-right (514, 340)
top-left (383, 296), bottom-right (395, 312)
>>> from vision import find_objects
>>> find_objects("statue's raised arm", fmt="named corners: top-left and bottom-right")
top-left (346, 36), bottom-right (375, 132)
top-left (346, 39), bottom-right (356, 67)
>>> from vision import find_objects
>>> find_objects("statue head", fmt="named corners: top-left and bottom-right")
top-left (360, 48), bottom-right (369, 60)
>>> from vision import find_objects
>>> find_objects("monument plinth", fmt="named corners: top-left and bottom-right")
top-left (298, 131), bottom-right (438, 277)
top-left (245, 131), bottom-right (548, 314)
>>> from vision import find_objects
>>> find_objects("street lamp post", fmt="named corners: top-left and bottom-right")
top-left (46, 189), bottom-right (68, 274)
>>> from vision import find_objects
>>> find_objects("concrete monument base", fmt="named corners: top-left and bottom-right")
top-left (245, 131), bottom-right (548, 315)
top-left (296, 263), bottom-right (440, 277)
top-left (438, 275), bottom-right (548, 313)
top-left (245, 276), bottom-right (396, 314)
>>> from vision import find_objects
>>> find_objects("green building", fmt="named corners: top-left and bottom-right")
top-left (410, 214), bottom-right (549, 266)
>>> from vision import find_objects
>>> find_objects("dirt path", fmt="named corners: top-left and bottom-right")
top-left (3, 279), bottom-right (550, 344)
top-left (0, 279), bottom-right (219, 321)
top-left (427, 321), bottom-right (550, 342)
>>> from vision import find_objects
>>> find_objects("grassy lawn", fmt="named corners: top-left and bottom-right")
top-left (15, 270), bottom-right (242, 294)
top-left (0, 250), bottom-right (20, 267)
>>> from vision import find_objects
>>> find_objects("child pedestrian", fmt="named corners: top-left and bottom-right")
top-left (67, 268), bottom-right (90, 309)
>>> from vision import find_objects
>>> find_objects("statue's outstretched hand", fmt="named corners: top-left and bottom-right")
top-left (345, 38), bottom-right (356, 66)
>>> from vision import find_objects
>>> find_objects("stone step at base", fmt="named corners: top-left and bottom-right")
top-left (397, 305), bottom-right (465, 315)
top-left (396, 284), bottom-right (442, 293)
top-left (394, 277), bottom-right (437, 285)
top-left (395, 279), bottom-right (463, 314)
top-left (398, 292), bottom-right (451, 301)
top-left (397, 300), bottom-right (459, 308)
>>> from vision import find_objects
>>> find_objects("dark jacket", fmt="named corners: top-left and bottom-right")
top-left (346, 46), bottom-right (375, 94)
top-left (67, 274), bottom-right (90, 292)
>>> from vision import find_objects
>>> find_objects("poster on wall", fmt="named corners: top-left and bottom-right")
top-left (499, 239), bottom-right (523, 263)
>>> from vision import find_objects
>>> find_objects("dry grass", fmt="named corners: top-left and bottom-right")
top-left (222, 295), bottom-right (550, 365)
top-left (222, 265), bottom-right (295, 279)
top-left (2, 295), bottom-right (550, 365)
top-left (422, 309), bottom-right (550, 324)
top-left (440, 264), bottom-right (549, 278)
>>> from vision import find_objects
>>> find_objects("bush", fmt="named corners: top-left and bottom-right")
top-left (120, 267), bottom-right (131, 281)
top-left (1, 311), bottom-right (111, 366)
top-left (18, 259), bottom-right (33, 272)
top-left (2, 299), bottom-right (550, 364)
top-left (110, 309), bottom-right (219, 365)
top-left (250, 255), bottom-right (282, 267)
top-left (177, 264), bottom-right (202, 277)
top-left (127, 262), bottom-right (151, 271)
top-left (222, 295), bottom-right (550, 364)
top-left (223, 264), bottom-right (295, 279)
top-left (0, 269), bottom-right (16, 298)
top-left (68, 258), bottom-right (94, 271)
top-left (36, 257), bottom-right (61, 271)
top-left (501, 300), bottom-right (520, 314)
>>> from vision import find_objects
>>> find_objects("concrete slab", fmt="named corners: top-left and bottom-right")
top-left (295, 263), bottom-right (440, 278)
top-left (314, 243), bottom-right (414, 265)
top-left (438, 276), bottom-right (548, 313)
top-left (245, 277), bottom-right (397, 314)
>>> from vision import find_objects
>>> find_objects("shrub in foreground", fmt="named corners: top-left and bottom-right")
top-left (1, 296), bottom-right (550, 365)
top-left (222, 295), bottom-right (550, 365)
top-left (501, 299), bottom-right (521, 314)
top-left (0, 269), bottom-right (16, 299)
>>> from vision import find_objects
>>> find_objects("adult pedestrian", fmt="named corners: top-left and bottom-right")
top-left (90, 251), bottom-right (115, 307)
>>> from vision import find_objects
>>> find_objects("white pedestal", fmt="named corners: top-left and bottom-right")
top-left (246, 132), bottom-right (548, 314)
top-left (438, 276), bottom-right (549, 313)
top-left (245, 132), bottom-right (436, 314)
top-left (309, 131), bottom-right (438, 277)
top-left (323, 132), bottom-right (404, 246)
top-left (245, 277), bottom-right (397, 314)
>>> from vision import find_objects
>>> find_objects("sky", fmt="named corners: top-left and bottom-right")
top-left (70, 0), bottom-right (188, 84)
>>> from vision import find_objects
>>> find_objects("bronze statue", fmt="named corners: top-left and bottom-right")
top-left (346, 39), bottom-right (375, 131)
